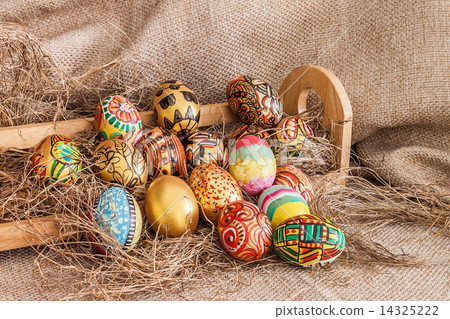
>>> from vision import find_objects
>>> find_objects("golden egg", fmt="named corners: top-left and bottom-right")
top-left (93, 139), bottom-right (147, 188)
top-left (145, 175), bottom-right (198, 237)
top-left (152, 80), bottom-right (200, 136)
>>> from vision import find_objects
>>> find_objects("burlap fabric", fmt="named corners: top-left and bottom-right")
top-left (0, 0), bottom-right (449, 300)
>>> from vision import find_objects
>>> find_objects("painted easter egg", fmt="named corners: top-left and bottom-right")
top-left (189, 164), bottom-right (243, 223)
top-left (93, 139), bottom-right (147, 188)
top-left (258, 185), bottom-right (310, 229)
top-left (89, 187), bottom-right (143, 253)
top-left (217, 201), bottom-right (272, 261)
top-left (137, 127), bottom-right (187, 180)
top-left (273, 214), bottom-right (345, 267)
top-left (228, 135), bottom-right (276, 196)
top-left (274, 165), bottom-right (314, 203)
top-left (94, 94), bottom-right (143, 146)
top-left (31, 134), bottom-right (82, 185)
top-left (273, 116), bottom-right (314, 155)
top-left (227, 76), bottom-right (283, 128)
top-left (145, 175), bottom-right (199, 237)
top-left (184, 131), bottom-right (228, 168)
top-left (152, 80), bottom-right (200, 136)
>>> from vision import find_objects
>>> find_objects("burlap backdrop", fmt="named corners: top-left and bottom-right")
top-left (0, 0), bottom-right (449, 300)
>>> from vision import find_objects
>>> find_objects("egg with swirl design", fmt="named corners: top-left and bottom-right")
top-left (93, 139), bottom-right (147, 188)
top-left (217, 201), bottom-right (272, 261)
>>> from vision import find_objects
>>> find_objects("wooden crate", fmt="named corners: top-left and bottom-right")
top-left (0, 65), bottom-right (352, 252)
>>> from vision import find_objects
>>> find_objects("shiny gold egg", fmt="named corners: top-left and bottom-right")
top-left (145, 175), bottom-right (199, 237)
top-left (152, 80), bottom-right (201, 136)
top-left (94, 139), bottom-right (148, 188)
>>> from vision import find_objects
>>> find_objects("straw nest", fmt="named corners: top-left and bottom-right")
top-left (1, 22), bottom-right (449, 300)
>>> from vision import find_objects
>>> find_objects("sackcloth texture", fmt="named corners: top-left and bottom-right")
top-left (0, 0), bottom-right (449, 300)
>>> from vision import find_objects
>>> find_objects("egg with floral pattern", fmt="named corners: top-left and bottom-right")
top-left (31, 134), bottom-right (82, 185)
top-left (189, 164), bottom-right (242, 223)
top-left (94, 94), bottom-right (143, 146)
top-left (228, 135), bottom-right (276, 196)
top-left (93, 139), bottom-right (147, 188)
top-left (217, 201), bottom-right (272, 261)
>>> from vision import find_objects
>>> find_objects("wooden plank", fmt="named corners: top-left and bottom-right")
top-left (0, 102), bottom-right (235, 151)
top-left (279, 65), bottom-right (353, 173)
top-left (0, 214), bottom-right (76, 252)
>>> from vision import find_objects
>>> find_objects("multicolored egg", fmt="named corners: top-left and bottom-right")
top-left (273, 116), bottom-right (314, 155)
top-left (184, 131), bottom-right (228, 167)
top-left (273, 214), bottom-right (345, 267)
top-left (89, 187), bottom-right (143, 254)
top-left (258, 185), bottom-right (310, 229)
top-left (94, 94), bottom-right (143, 146)
top-left (93, 139), bottom-right (147, 188)
top-left (189, 164), bottom-right (242, 223)
top-left (152, 80), bottom-right (200, 136)
top-left (274, 165), bottom-right (314, 203)
top-left (217, 201), bottom-right (272, 261)
top-left (228, 135), bottom-right (276, 196)
top-left (137, 127), bottom-right (187, 180)
top-left (145, 175), bottom-right (199, 237)
top-left (31, 134), bottom-right (82, 185)
top-left (227, 76), bottom-right (283, 128)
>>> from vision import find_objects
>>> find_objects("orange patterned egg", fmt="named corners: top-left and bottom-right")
top-left (273, 116), bottom-right (314, 155)
top-left (274, 165), bottom-right (314, 203)
top-left (189, 164), bottom-right (243, 223)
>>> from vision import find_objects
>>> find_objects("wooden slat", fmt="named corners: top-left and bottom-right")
top-left (0, 214), bottom-right (75, 252)
top-left (0, 102), bottom-right (235, 151)
top-left (279, 65), bottom-right (353, 174)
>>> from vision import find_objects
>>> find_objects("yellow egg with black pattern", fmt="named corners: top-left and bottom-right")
top-left (152, 80), bottom-right (201, 136)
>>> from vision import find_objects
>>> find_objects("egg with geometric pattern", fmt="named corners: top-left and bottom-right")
top-left (94, 94), bottom-right (143, 146)
top-left (273, 214), bottom-right (345, 267)
top-left (137, 127), bottom-right (187, 180)
top-left (184, 131), bottom-right (228, 168)
top-left (152, 80), bottom-right (200, 136)
top-left (217, 201), bottom-right (272, 262)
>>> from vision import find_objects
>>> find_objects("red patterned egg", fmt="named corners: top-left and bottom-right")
top-left (217, 201), bottom-right (272, 261)
top-left (227, 76), bottom-right (283, 128)
top-left (189, 164), bottom-right (242, 223)
top-left (184, 131), bottom-right (228, 168)
top-left (137, 127), bottom-right (187, 180)
top-left (274, 165), bottom-right (314, 203)
top-left (273, 116), bottom-right (314, 155)
top-left (94, 94), bottom-right (143, 146)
